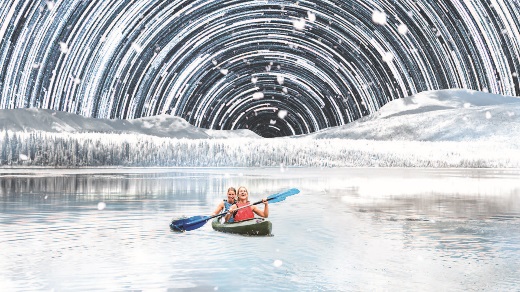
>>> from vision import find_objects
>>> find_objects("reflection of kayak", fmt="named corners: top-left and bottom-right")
top-left (212, 218), bottom-right (272, 236)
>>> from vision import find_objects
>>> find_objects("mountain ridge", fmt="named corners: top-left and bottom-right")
top-left (1, 89), bottom-right (519, 143)
top-left (301, 89), bottom-right (520, 143)
top-left (0, 108), bottom-right (260, 139)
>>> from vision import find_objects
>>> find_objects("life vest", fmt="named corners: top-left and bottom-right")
top-left (233, 201), bottom-right (254, 222)
top-left (223, 200), bottom-right (235, 223)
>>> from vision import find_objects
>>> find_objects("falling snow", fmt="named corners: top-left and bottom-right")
top-left (252, 92), bottom-right (264, 100)
top-left (293, 18), bottom-right (306, 30)
top-left (397, 24), bottom-right (408, 35)
top-left (372, 11), bottom-right (387, 25)
top-left (278, 110), bottom-right (288, 119)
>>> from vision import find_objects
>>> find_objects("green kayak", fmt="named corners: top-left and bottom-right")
top-left (212, 218), bottom-right (272, 236)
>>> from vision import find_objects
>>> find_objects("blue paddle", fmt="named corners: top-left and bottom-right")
top-left (170, 188), bottom-right (300, 232)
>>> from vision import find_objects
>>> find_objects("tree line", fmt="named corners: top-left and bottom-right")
top-left (0, 131), bottom-right (321, 167)
top-left (0, 130), bottom-right (516, 168)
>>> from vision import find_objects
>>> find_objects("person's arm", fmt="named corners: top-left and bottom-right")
top-left (224, 204), bottom-right (237, 222)
top-left (252, 198), bottom-right (269, 218)
top-left (211, 202), bottom-right (224, 216)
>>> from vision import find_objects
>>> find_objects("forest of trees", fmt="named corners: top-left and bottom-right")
top-left (0, 130), bottom-right (516, 168)
top-left (0, 130), bottom-right (326, 167)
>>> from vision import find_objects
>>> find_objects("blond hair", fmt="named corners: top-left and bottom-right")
top-left (237, 186), bottom-right (249, 201)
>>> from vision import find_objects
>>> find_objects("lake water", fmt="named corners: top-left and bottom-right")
top-left (1, 167), bottom-right (519, 291)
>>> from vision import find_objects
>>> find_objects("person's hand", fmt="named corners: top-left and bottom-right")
top-left (228, 205), bottom-right (237, 214)
top-left (262, 198), bottom-right (268, 205)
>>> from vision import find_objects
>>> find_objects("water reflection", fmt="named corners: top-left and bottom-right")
top-left (0, 168), bottom-right (519, 291)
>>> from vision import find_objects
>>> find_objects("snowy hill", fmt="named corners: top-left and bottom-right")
top-left (303, 89), bottom-right (520, 143)
top-left (1, 89), bottom-right (517, 142)
top-left (0, 108), bottom-right (260, 139)
top-left (1, 89), bottom-right (519, 168)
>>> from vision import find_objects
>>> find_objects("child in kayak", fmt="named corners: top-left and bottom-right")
top-left (212, 187), bottom-right (237, 222)
top-left (225, 186), bottom-right (268, 222)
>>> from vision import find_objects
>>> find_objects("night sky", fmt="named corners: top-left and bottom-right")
top-left (1, 0), bottom-right (519, 137)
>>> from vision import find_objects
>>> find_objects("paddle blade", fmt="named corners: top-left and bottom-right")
top-left (267, 188), bottom-right (300, 203)
top-left (170, 215), bottom-right (210, 232)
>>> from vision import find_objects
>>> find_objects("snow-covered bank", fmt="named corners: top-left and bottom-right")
top-left (1, 89), bottom-right (519, 168)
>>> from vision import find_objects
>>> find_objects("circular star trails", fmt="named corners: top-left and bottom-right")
top-left (0, 0), bottom-right (519, 137)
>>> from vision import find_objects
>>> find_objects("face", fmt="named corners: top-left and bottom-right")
top-left (227, 190), bottom-right (236, 202)
top-left (237, 187), bottom-right (248, 200)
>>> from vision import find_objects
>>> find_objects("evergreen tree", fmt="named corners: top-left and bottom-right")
top-left (0, 130), bottom-right (7, 165)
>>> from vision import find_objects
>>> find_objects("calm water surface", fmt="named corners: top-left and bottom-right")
top-left (1, 167), bottom-right (519, 291)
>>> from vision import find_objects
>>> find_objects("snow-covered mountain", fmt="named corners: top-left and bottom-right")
top-left (0, 108), bottom-right (260, 139)
top-left (302, 89), bottom-right (520, 143)
top-left (0, 89), bottom-right (518, 143)
top-left (1, 89), bottom-right (519, 168)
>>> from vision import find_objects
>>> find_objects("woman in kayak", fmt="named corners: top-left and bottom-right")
top-left (211, 187), bottom-right (237, 222)
top-left (225, 186), bottom-right (268, 222)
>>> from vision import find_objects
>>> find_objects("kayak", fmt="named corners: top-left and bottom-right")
top-left (211, 218), bottom-right (272, 236)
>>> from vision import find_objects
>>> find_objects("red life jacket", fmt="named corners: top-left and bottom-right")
top-left (234, 201), bottom-right (254, 222)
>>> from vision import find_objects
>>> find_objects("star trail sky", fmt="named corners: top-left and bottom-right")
top-left (0, 0), bottom-right (519, 137)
